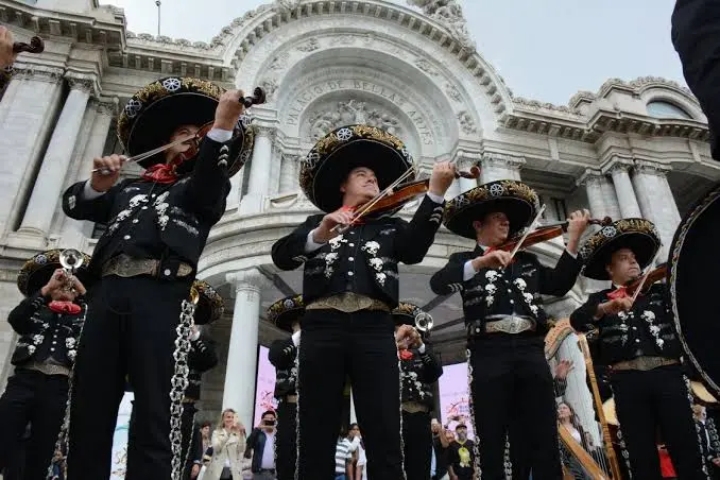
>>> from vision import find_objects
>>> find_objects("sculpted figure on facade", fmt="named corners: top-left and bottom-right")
top-left (407, 0), bottom-right (475, 51)
top-left (260, 77), bottom-right (279, 102)
top-left (307, 100), bottom-right (402, 141)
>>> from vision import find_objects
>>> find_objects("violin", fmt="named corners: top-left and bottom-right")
top-left (623, 263), bottom-right (667, 297)
top-left (92, 88), bottom-right (266, 174)
top-left (13, 36), bottom-right (45, 55)
top-left (488, 216), bottom-right (614, 253)
top-left (352, 165), bottom-right (482, 219)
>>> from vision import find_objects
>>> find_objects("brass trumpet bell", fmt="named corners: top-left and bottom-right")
top-left (60, 249), bottom-right (85, 273)
top-left (415, 312), bottom-right (434, 332)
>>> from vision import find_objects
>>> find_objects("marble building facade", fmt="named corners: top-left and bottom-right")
top-left (0, 0), bottom-right (717, 427)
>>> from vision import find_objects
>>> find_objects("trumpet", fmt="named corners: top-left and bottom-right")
top-left (415, 312), bottom-right (434, 333)
top-left (59, 249), bottom-right (84, 291)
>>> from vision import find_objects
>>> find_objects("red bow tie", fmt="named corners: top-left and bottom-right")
top-left (399, 349), bottom-right (414, 361)
top-left (607, 286), bottom-right (629, 300)
top-left (341, 205), bottom-right (365, 225)
top-left (142, 163), bottom-right (179, 184)
top-left (48, 301), bottom-right (82, 315)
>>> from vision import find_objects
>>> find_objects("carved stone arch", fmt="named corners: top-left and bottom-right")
top-left (226, 4), bottom-right (511, 135)
top-left (639, 87), bottom-right (705, 121)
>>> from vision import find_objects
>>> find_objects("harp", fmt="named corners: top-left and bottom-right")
top-left (545, 319), bottom-right (624, 479)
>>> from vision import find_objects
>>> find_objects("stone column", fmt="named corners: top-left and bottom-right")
top-left (278, 154), bottom-right (299, 194)
top-left (0, 64), bottom-right (64, 236)
top-left (577, 169), bottom-right (621, 220)
top-left (19, 76), bottom-right (94, 236)
top-left (223, 269), bottom-right (264, 428)
top-left (240, 125), bottom-right (275, 214)
top-left (632, 160), bottom-right (681, 260)
top-left (60, 100), bottom-right (115, 245)
top-left (606, 160), bottom-right (642, 218)
top-left (480, 153), bottom-right (524, 184)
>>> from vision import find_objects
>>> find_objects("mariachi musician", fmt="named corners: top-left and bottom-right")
top-left (0, 249), bottom-right (90, 480)
top-left (271, 124), bottom-right (455, 479)
top-left (60, 77), bottom-right (254, 479)
top-left (266, 294), bottom-right (304, 480)
top-left (393, 302), bottom-right (443, 480)
top-left (429, 180), bottom-right (590, 479)
top-left (569, 218), bottom-right (706, 479)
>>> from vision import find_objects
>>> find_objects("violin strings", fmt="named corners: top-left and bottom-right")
top-left (350, 166), bottom-right (416, 221)
top-left (91, 134), bottom-right (196, 173)
top-left (507, 204), bottom-right (547, 261)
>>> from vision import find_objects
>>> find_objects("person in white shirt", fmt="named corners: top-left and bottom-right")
top-left (206, 410), bottom-right (246, 480)
top-left (245, 411), bottom-right (277, 479)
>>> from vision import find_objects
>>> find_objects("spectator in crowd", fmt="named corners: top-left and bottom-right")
top-left (206, 409), bottom-right (246, 480)
top-left (335, 426), bottom-right (360, 480)
top-left (694, 403), bottom-right (720, 479)
top-left (447, 424), bottom-right (475, 480)
top-left (245, 410), bottom-right (277, 479)
top-left (431, 418), bottom-right (450, 480)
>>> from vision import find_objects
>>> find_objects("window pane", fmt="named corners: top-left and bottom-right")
top-left (647, 101), bottom-right (691, 120)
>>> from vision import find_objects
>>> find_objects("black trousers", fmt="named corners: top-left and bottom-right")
top-left (469, 335), bottom-right (562, 480)
top-left (276, 399), bottom-right (297, 480)
top-left (181, 404), bottom-right (202, 480)
top-left (402, 410), bottom-right (432, 480)
top-left (297, 309), bottom-right (404, 480)
top-left (66, 275), bottom-right (192, 480)
top-left (612, 365), bottom-right (706, 479)
top-left (0, 369), bottom-right (68, 480)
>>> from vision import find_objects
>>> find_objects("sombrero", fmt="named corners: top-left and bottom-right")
top-left (190, 280), bottom-right (224, 325)
top-left (266, 295), bottom-right (305, 333)
top-left (668, 183), bottom-right (720, 398)
top-left (578, 218), bottom-right (661, 281)
top-left (299, 124), bottom-right (415, 213)
top-left (16, 249), bottom-right (92, 297)
top-left (116, 76), bottom-right (255, 176)
top-left (392, 302), bottom-right (432, 327)
top-left (443, 180), bottom-right (540, 239)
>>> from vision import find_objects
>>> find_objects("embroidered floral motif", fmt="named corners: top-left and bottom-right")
top-left (484, 270), bottom-right (500, 306)
top-left (172, 219), bottom-right (199, 236)
top-left (328, 235), bottom-right (347, 251)
top-left (68, 350), bottom-right (76, 361)
top-left (324, 252), bottom-right (339, 278)
top-left (400, 365), bottom-right (427, 399)
top-left (361, 241), bottom-right (380, 256)
top-left (154, 192), bottom-right (170, 231)
top-left (65, 338), bottom-right (76, 349)
top-left (641, 310), bottom-right (664, 349)
top-left (361, 241), bottom-right (386, 286)
top-left (514, 277), bottom-right (539, 315)
top-left (32, 334), bottom-right (44, 345)
top-left (27, 345), bottom-right (36, 355)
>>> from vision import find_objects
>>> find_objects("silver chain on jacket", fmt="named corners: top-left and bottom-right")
top-left (170, 299), bottom-right (195, 480)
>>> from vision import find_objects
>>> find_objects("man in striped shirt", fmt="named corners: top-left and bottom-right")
top-left (335, 429), bottom-right (360, 480)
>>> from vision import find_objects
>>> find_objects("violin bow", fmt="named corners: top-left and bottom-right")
top-left (629, 249), bottom-right (663, 304)
top-left (91, 134), bottom-right (195, 174)
top-left (506, 204), bottom-right (547, 264)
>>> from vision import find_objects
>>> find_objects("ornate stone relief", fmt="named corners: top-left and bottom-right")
top-left (260, 78), bottom-right (280, 102)
top-left (457, 111), bottom-right (477, 135)
top-left (296, 38), bottom-right (320, 52)
top-left (67, 77), bottom-right (95, 94)
top-left (406, 0), bottom-right (476, 52)
top-left (483, 152), bottom-right (525, 170)
top-left (445, 83), bottom-right (462, 103)
top-left (268, 53), bottom-right (290, 71)
top-left (306, 99), bottom-right (403, 141)
top-left (336, 35), bottom-right (357, 45)
top-left (415, 59), bottom-right (439, 77)
top-left (13, 64), bottom-right (64, 84)
top-left (634, 160), bottom-right (672, 176)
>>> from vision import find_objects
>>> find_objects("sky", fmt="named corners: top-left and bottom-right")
top-left (105, 0), bottom-right (685, 105)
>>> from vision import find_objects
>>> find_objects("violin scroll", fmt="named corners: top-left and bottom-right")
top-left (12, 36), bottom-right (45, 55)
top-left (241, 87), bottom-right (266, 108)
top-left (455, 164), bottom-right (481, 180)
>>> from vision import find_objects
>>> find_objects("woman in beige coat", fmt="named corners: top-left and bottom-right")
top-left (204, 409), bottom-right (247, 480)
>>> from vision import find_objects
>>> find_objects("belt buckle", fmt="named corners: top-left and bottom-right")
top-left (508, 317), bottom-right (522, 334)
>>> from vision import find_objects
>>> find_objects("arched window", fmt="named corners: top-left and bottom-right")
top-left (647, 101), bottom-right (692, 120)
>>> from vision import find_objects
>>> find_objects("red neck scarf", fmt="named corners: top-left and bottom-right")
top-left (341, 205), bottom-right (365, 226)
top-left (142, 163), bottom-right (179, 184)
top-left (48, 301), bottom-right (82, 315)
top-left (399, 349), bottom-right (413, 361)
top-left (607, 286), bottom-right (630, 300)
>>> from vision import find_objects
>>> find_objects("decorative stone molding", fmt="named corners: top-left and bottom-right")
top-left (95, 98), bottom-right (120, 117)
top-left (226, 269), bottom-right (265, 294)
top-left (605, 160), bottom-right (633, 176)
top-left (260, 77), bottom-right (280, 102)
top-left (445, 83), bottom-right (462, 103)
top-left (254, 124), bottom-right (277, 140)
top-left (482, 152), bottom-right (525, 171)
top-left (12, 64), bottom-right (64, 84)
top-left (406, 0), bottom-right (476, 52)
top-left (415, 59), bottom-right (439, 77)
top-left (296, 37), bottom-right (320, 52)
top-left (457, 111), bottom-right (478, 135)
top-left (634, 159), bottom-right (672, 176)
top-left (306, 99), bottom-right (402, 141)
top-left (66, 77), bottom-right (95, 94)
top-left (576, 169), bottom-right (605, 187)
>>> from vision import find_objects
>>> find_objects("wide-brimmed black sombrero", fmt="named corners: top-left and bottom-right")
top-left (266, 295), bottom-right (304, 333)
top-left (190, 280), bottom-right (224, 325)
top-left (443, 180), bottom-right (540, 239)
top-left (17, 249), bottom-right (92, 297)
top-left (578, 218), bottom-right (661, 281)
top-left (116, 76), bottom-right (255, 176)
top-left (668, 183), bottom-right (720, 398)
top-left (392, 302), bottom-right (430, 327)
top-left (299, 124), bottom-right (415, 213)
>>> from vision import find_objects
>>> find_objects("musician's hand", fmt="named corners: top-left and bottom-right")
top-left (41, 269), bottom-right (67, 297)
top-left (428, 161), bottom-right (456, 197)
top-left (554, 359), bottom-right (574, 380)
top-left (566, 209), bottom-right (591, 253)
top-left (472, 250), bottom-right (512, 270)
top-left (213, 89), bottom-right (245, 131)
top-left (0, 26), bottom-right (17, 69)
top-left (712, 457), bottom-right (720, 467)
top-left (596, 298), bottom-right (633, 318)
top-left (395, 324), bottom-right (416, 349)
top-left (314, 208), bottom-right (355, 243)
top-left (68, 275), bottom-right (87, 296)
top-left (190, 464), bottom-right (201, 479)
top-left (90, 154), bottom-right (126, 192)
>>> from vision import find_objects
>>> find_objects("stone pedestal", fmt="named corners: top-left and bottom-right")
top-left (480, 153), bottom-right (524, 184)
top-left (240, 125), bottom-right (274, 214)
top-left (19, 76), bottom-right (94, 237)
top-left (607, 161), bottom-right (642, 218)
top-left (632, 160), bottom-right (681, 261)
top-left (223, 269), bottom-right (264, 429)
top-left (0, 65), bottom-right (64, 236)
